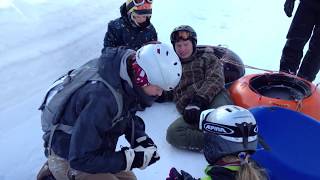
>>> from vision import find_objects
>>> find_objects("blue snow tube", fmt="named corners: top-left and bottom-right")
top-left (250, 106), bottom-right (320, 180)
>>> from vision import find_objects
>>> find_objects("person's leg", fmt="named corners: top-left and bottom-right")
top-left (48, 152), bottom-right (136, 180)
top-left (280, 2), bottom-right (315, 74)
top-left (73, 170), bottom-right (136, 180)
top-left (210, 89), bottom-right (234, 108)
top-left (114, 171), bottom-right (137, 180)
top-left (74, 172), bottom-right (118, 180)
top-left (166, 116), bottom-right (204, 151)
top-left (48, 153), bottom-right (69, 180)
top-left (298, 24), bottom-right (320, 81)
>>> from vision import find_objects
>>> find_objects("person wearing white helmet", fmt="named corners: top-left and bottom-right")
top-left (166, 105), bottom-right (267, 180)
top-left (37, 43), bottom-right (181, 180)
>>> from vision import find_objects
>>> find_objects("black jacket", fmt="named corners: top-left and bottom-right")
top-left (102, 3), bottom-right (157, 52)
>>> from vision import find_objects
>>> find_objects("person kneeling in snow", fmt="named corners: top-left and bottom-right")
top-left (37, 43), bottom-right (181, 180)
top-left (166, 105), bottom-right (267, 180)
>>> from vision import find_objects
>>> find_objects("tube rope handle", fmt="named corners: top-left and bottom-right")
top-left (217, 57), bottom-right (320, 84)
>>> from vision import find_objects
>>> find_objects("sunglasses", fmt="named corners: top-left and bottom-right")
top-left (172, 31), bottom-right (192, 42)
top-left (133, 0), bottom-right (153, 6)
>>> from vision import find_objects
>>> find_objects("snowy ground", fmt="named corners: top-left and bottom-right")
top-left (0, 0), bottom-right (319, 179)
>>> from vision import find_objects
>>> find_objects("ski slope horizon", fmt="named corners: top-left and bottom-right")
top-left (0, 0), bottom-right (319, 179)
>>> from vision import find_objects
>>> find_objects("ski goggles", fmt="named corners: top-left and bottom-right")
top-left (133, 0), bottom-right (152, 6)
top-left (172, 31), bottom-right (192, 42)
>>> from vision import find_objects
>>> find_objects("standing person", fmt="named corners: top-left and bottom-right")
top-left (166, 105), bottom-right (267, 180)
top-left (159, 25), bottom-right (233, 152)
top-left (102, 0), bottom-right (157, 52)
top-left (279, 0), bottom-right (320, 82)
top-left (38, 43), bottom-right (181, 180)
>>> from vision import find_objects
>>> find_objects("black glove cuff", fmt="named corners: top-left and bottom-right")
top-left (190, 95), bottom-right (209, 110)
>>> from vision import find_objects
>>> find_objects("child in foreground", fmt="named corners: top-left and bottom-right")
top-left (166, 105), bottom-right (267, 180)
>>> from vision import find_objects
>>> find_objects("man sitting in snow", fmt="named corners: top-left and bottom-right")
top-left (157, 25), bottom-right (234, 152)
top-left (101, 0), bottom-right (157, 52)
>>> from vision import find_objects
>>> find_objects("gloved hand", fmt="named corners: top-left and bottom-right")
top-left (123, 137), bottom-right (160, 171)
top-left (284, 0), bottom-right (295, 17)
top-left (155, 91), bottom-right (174, 103)
top-left (133, 136), bottom-right (156, 149)
top-left (133, 145), bottom-right (160, 169)
top-left (133, 136), bottom-right (160, 169)
top-left (166, 167), bottom-right (195, 180)
top-left (183, 95), bottom-right (209, 125)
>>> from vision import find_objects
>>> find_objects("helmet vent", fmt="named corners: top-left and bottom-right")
top-left (157, 48), bottom-right (160, 54)
top-left (232, 106), bottom-right (241, 111)
top-left (166, 51), bottom-right (169, 56)
top-left (174, 62), bottom-right (177, 65)
top-left (225, 108), bottom-right (232, 112)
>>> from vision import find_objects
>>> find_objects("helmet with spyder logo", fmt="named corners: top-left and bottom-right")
top-left (199, 105), bottom-right (258, 164)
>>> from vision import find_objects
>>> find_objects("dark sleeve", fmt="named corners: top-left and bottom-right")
top-left (68, 83), bottom-right (127, 173)
top-left (150, 24), bottom-right (158, 41)
top-left (124, 115), bottom-right (148, 146)
top-left (103, 21), bottom-right (122, 50)
top-left (197, 52), bottom-right (225, 103)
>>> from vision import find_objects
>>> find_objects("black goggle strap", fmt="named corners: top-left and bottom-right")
top-left (235, 122), bottom-right (252, 148)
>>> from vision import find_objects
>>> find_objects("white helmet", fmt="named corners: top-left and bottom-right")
top-left (199, 105), bottom-right (258, 164)
top-left (136, 43), bottom-right (182, 91)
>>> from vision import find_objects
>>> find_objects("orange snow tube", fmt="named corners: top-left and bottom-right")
top-left (229, 73), bottom-right (320, 120)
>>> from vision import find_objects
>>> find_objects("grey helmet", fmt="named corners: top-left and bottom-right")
top-left (170, 25), bottom-right (197, 53)
top-left (199, 105), bottom-right (258, 164)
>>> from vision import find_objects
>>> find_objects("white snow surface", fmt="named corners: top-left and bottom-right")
top-left (0, 0), bottom-right (319, 179)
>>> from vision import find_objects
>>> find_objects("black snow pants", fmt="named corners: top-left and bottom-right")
top-left (280, 1), bottom-right (320, 82)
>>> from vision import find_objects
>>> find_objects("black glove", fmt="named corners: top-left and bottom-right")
top-left (128, 136), bottom-right (160, 170)
top-left (131, 149), bottom-right (160, 169)
top-left (166, 168), bottom-right (182, 180)
top-left (166, 167), bottom-right (196, 180)
top-left (183, 96), bottom-right (209, 125)
top-left (123, 147), bottom-right (158, 171)
top-left (155, 91), bottom-right (174, 103)
top-left (133, 136), bottom-right (155, 149)
top-left (284, 0), bottom-right (295, 17)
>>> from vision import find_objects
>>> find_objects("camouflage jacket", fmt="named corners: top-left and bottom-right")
top-left (164, 47), bottom-right (225, 113)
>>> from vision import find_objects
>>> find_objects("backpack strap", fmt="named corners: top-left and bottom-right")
top-left (45, 67), bottom-right (124, 155)
top-left (90, 73), bottom-right (123, 125)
